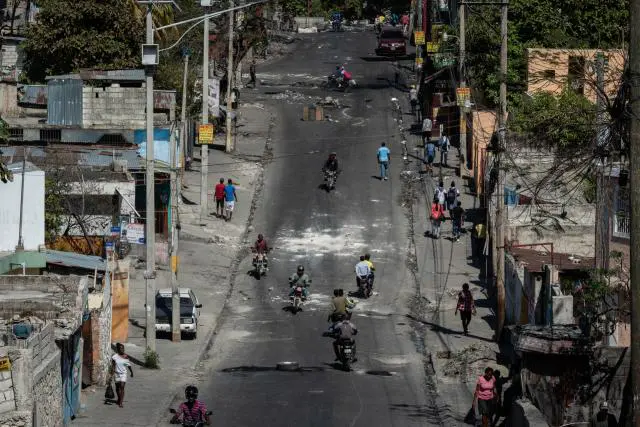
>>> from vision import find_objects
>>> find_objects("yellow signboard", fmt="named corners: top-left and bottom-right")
top-left (426, 42), bottom-right (440, 53)
top-left (456, 87), bottom-right (471, 107)
top-left (198, 124), bottom-right (214, 145)
top-left (0, 357), bottom-right (11, 371)
top-left (171, 255), bottom-right (179, 273)
top-left (414, 31), bottom-right (425, 45)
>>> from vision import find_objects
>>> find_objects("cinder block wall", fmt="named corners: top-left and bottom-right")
top-left (82, 86), bottom-right (146, 129)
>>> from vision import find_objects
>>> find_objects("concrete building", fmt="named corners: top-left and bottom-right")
top-left (0, 274), bottom-right (88, 426)
top-left (526, 48), bottom-right (625, 104)
top-left (0, 161), bottom-right (45, 252)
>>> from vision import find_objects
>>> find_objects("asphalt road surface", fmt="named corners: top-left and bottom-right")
top-left (197, 30), bottom-right (442, 426)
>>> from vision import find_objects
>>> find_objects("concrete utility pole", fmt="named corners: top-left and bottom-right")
top-left (458, 2), bottom-right (467, 177)
top-left (16, 146), bottom-right (26, 251)
top-left (494, 0), bottom-right (508, 341)
top-left (225, 4), bottom-right (235, 153)
top-left (594, 52), bottom-right (609, 271)
top-left (144, 5), bottom-right (157, 353)
top-left (200, 12), bottom-right (210, 225)
top-left (169, 120), bottom-right (181, 342)
top-left (180, 53), bottom-right (189, 189)
top-left (628, 0), bottom-right (640, 422)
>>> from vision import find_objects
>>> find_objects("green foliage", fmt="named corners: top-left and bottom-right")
top-left (465, 0), bottom-right (628, 108)
top-left (144, 348), bottom-right (160, 369)
top-left (44, 176), bottom-right (66, 243)
top-left (22, 0), bottom-right (145, 82)
top-left (511, 89), bottom-right (597, 151)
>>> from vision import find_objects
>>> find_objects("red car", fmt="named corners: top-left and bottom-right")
top-left (376, 27), bottom-right (406, 56)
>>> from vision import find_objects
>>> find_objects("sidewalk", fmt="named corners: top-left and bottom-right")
top-left (406, 113), bottom-right (507, 422)
top-left (73, 103), bottom-right (273, 427)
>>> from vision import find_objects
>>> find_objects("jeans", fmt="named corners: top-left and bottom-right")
top-left (431, 219), bottom-right (441, 238)
top-left (379, 161), bottom-right (389, 179)
top-left (452, 219), bottom-right (462, 239)
top-left (441, 150), bottom-right (448, 165)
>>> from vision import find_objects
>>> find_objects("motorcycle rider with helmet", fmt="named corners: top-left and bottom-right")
top-left (322, 152), bottom-right (340, 186)
top-left (332, 313), bottom-right (358, 361)
top-left (288, 265), bottom-right (311, 299)
top-left (170, 386), bottom-right (211, 425)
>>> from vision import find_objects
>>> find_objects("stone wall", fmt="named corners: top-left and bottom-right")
top-left (82, 86), bottom-right (146, 129)
top-left (32, 351), bottom-right (62, 427)
top-left (0, 369), bottom-right (16, 414)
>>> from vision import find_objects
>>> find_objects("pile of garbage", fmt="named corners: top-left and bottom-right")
top-left (439, 344), bottom-right (495, 378)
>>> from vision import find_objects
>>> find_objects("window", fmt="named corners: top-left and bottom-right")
top-left (9, 128), bottom-right (23, 140)
top-left (543, 69), bottom-right (555, 79)
top-left (40, 129), bottom-right (61, 142)
top-left (614, 186), bottom-right (630, 238)
top-left (568, 56), bottom-right (585, 95)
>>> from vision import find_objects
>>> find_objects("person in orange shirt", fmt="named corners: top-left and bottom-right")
top-left (430, 196), bottom-right (445, 238)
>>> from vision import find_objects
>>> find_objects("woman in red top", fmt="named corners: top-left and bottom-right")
top-left (474, 367), bottom-right (497, 427)
top-left (430, 195), bottom-right (445, 239)
top-left (214, 178), bottom-right (226, 217)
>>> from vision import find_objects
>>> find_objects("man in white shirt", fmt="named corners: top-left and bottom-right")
top-left (439, 134), bottom-right (450, 166)
top-left (111, 343), bottom-right (134, 407)
top-left (409, 85), bottom-right (418, 116)
top-left (355, 255), bottom-right (371, 289)
top-left (422, 117), bottom-right (432, 142)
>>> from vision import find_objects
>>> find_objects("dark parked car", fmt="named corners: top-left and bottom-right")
top-left (376, 27), bottom-right (406, 56)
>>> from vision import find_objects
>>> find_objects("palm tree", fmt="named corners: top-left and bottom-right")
top-left (128, 0), bottom-right (178, 41)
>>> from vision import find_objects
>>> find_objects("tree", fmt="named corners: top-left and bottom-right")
top-left (127, 0), bottom-right (178, 41)
top-left (22, 0), bottom-right (145, 82)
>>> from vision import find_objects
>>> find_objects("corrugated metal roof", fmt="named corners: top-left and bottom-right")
top-left (46, 69), bottom-right (146, 82)
top-left (47, 78), bottom-right (83, 126)
top-left (0, 147), bottom-right (46, 157)
top-left (78, 149), bottom-right (143, 169)
top-left (46, 249), bottom-right (107, 272)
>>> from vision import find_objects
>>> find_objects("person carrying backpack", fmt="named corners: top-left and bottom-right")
top-left (439, 134), bottom-right (450, 166)
top-left (435, 181), bottom-right (446, 211)
top-left (446, 181), bottom-right (460, 211)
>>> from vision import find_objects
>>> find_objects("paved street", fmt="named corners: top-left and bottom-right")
top-left (182, 31), bottom-right (474, 427)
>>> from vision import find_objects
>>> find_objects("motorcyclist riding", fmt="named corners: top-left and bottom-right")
top-left (170, 386), bottom-right (211, 426)
top-left (288, 265), bottom-right (311, 299)
top-left (355, 255), bottom-right (371, 289)
top-left (328, 288), bottom-right (355, 332)
top-left (332, 313), bottom-right (358, 362)
top-left (253, 234), bottom-right (269, 267)
top-left (364, 253), bottom-right (375, 288)
top-left (323, 152), bottom-right (339, 173)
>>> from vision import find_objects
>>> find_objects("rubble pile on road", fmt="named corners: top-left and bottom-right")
top-left (439, 344), bottom-right (495, 378)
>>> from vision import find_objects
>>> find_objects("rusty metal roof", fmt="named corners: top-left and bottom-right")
top-left (508, 247), bottom-right (595, 272)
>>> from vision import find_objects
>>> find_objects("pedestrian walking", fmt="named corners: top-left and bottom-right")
top-left (473, 221), bottom-right (487, 261)
top-left (430, 196), bottom-right (445, 238)
top-left (435, 181), bottom-right (446, 211)
top-left (111, 343), bottom-right (133, 408)
top-left (591, 401), bottom-right (618, 427)
top-left (455, 283), bottom-right (475, 334)
top-left (409, 85), bottom-right (418, 116)
top-left (446, 181), bottom-right (460, 211)
top-left (474, 367), bottom-right (497, 427)
top-left (450, 201), bottom-right (465, 241)
top-left (439, 133), bottom-right (450, 166)
top-left (377, 142), bottom-right (391, 180)
top-left (214, 178), bottom-right (225, 218)
top-left (224, 178), bottom-right (238, 221)
top-left (422, 117), bottom-right (432, 142)
top-left (249, 60), bottom-right (257, 87)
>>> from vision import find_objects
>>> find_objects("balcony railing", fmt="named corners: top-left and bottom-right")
top-left (614, 213), bottom-right (630, 238)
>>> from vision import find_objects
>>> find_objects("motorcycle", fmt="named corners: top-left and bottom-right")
top-left (327, 74), bottom-right (356, 91)
top-left (336, 338), bottom-right (356, 371)
top-left (251, 249), bottom-right (268, 279)
top-left (324, 170), bottom-right (337, 190)
top-left (169, 408), bottom-right (213, 427)
top-left (290, 285), bottom-right (304, 314)
top-left (332, 20), bottom-right (342, 31)
top-left (357, 275), bottom-right (373, 299)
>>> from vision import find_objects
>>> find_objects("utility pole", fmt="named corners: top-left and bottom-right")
top-left (169, 120), bottom-right (181, 342)
top-left (225, 4), bottom-right (235, 153)
top-left (144, 4), bottom-right (156, 353)
top-left (628, 0), bottom-right (640, 422)
top-left (458, 2), bottom-right (467, 177)
top-left (494, 0), bottom-right (508, 341)
top-left (180, 53), bottom-right (189, 190)
top-left (200, 12), bottom-right (210, 225)
top-left (16, 146), bottom-right (26, 251)
top-left (594, 52), bottom-right (609, 271)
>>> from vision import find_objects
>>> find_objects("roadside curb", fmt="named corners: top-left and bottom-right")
top-left (152, 107), bottom-right (275, 424)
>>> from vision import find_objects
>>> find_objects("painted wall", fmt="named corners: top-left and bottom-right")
top-left (0, 164), bottom-right (44, 251)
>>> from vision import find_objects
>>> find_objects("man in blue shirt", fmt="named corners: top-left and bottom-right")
top-left (377, 142), bottom-right (391, 180)
top-left (223, 178), bottom-right (237, 222)
top-left (424, 140), bottom-right (436, 166)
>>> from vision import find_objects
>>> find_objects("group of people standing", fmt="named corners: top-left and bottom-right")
top-left (429, 180), bottom-right (463, 240)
